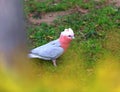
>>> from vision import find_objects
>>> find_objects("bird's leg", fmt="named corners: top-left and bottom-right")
top-left (52, 59), bottom-right (57, 67)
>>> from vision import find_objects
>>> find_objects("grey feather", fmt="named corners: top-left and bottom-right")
top-left (29, 39), bottom-right (64, 60)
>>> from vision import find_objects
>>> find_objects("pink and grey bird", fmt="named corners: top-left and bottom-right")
top-left (28, 28), bottom-right (75, 66)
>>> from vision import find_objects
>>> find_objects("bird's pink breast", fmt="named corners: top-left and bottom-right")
top-left (59, 35), bottom-right (72, 51)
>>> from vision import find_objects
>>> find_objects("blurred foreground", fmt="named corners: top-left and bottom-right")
top-left (0, 0), bottom-right (120, 92)
top-left (0, 53), bottom-right (120, 92)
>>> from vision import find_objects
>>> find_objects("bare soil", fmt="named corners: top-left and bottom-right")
top-left (28, 9), bottom-right (73, 25)
top-left (27, 0), bottom-right (120, 25)
top-left (28, 7), bottom-right (88, 25)
top-left (108, 0), bottom-right (120, 7)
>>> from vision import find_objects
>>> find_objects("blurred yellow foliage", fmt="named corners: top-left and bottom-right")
top-left (0, 55), bottom-right (120, 92)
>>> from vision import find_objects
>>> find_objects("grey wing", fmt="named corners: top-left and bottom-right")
top-left (30, 40), bottom-right (64, 60)
top-left (43, 46), bottom-right (64, 60)
top-left (46, 39), bottom-right (60, 46)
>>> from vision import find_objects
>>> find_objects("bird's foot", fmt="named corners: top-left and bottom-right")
top-left (52, 60), bottom-right (57, 67)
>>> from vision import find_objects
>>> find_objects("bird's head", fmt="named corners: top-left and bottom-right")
top-left (60, 28), bottom-right (75, 40)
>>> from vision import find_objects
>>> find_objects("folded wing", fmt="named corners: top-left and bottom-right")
top-left (29, 39), bottom-right (64, 60)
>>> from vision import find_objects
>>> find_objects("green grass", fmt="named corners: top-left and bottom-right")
top-left (26, 0), bottom-right (120, 68)
top-left (0, 1), bottom-right (120, 92)
top-left (25, 0), bottom-right (120, 90)
top-left (24, 0), bottom-right (95, 14)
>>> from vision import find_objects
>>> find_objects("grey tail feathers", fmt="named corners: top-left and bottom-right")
top-left (28, 53), bottom-right (42, 58)
top-left (28, 53), bottom-right (51, 60)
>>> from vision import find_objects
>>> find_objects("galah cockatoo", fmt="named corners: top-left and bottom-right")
top-left (28, 28), bottom-right (75, 66)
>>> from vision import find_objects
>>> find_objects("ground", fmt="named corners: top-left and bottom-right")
top-left (0, 1), bottom-right (119, 92)
top-left (26, 0), bottom-right (120, 25)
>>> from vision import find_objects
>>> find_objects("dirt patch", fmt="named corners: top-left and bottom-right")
top-left (111, 0), bottom-right (120, 7)
top-left (95, 0), bottom-right (120, 7)
top-left (28, 10), bottom-right (73, 25)
top-left (27, 0), bottom-right (120, 25)
top-left (27, 7), bottom-right (88, 25)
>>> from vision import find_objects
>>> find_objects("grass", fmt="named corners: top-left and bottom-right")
top-left (24, 0), bottom-right (94, 14)
top-left (26, 0), bottom-right (120, 68)
top-left (0, 0), bottom-right (120, 92)
top-left (25, 0), bottom-right (120, 70)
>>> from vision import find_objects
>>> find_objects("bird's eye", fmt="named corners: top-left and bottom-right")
top-left (68, 35), bottom-right (72, 37)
